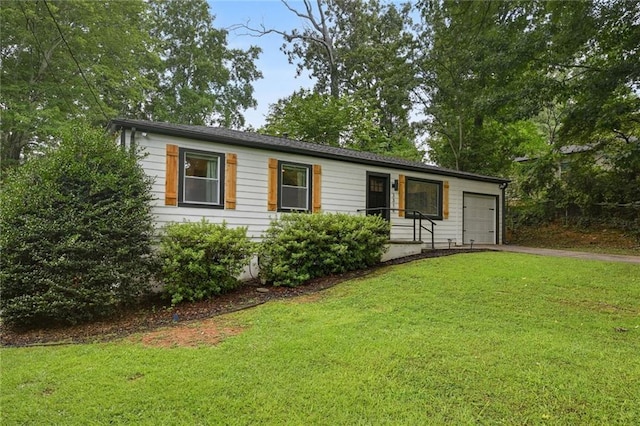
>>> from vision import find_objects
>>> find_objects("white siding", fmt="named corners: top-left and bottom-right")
top-left (127, 131), bottom-right (504, 246)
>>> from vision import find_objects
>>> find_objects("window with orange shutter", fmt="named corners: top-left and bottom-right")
top-left (404, 177), bottom-right (443, 220)
top-left (178, 148), bottom-right (225, 208)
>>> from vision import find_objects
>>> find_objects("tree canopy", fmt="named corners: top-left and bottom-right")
top-left (414, 0), bottom-right (639, 174)
top-left (257, 0), bottom-right (637, 176)
top-left (2, 0), bottom-right (637, 179)
top-left (1, 0), bottom-right (153, 166)
top-left (146, 0), bottom-right (261, 127)
top-left (260, 90), bottom-right (423, 160)
top-left (0, 0), bottom-right (262, 166)
top-left (249, 0), bottom-right (417, 148)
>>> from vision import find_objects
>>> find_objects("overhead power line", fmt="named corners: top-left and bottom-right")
top-left (17, 2), bottom-right (76, 115)
top-left (42, 0), bottom-right (110, 121)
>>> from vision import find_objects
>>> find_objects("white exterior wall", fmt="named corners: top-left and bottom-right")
top-left (128, 131), bottom-right (503, 247)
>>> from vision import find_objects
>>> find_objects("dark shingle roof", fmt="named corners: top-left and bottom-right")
top-left (110, 119), bottom-right (509, 184)
top-left (514, 144), bottom-right (596, 163)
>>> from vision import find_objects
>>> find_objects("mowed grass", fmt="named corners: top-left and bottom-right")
top-left (2, 252), bottom-right (639, 424)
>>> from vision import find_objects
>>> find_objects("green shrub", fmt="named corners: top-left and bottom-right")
top-left (0, 125), bottom-right (156, 327)
top-left (158, 219), bottom-right (254, 304)
top-left (258, 213), bottom-right (389, 287)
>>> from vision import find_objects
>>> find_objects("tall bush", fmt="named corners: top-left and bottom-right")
top-left (0, 125), bottom-right (156, 327)
top-left (259, 213), bottom-right (389, 287)
top-left (508, 141), bottom-right (640, 238)
top-left (158, 220), bottom-right (254, 305)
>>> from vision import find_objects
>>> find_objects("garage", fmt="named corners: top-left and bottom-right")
top-left (463, 193), bottom-right (498, 244)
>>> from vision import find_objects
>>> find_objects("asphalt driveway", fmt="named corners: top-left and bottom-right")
top-left (475, 245), bottom-right (640, 264)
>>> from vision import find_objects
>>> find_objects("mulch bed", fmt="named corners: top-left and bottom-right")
top-left (1, 249), bottom-right (482, 347)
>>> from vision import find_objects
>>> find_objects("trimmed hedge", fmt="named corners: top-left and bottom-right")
top-left (258, 213), bottom-right (389, 287)
top-left (0, 125), bottom-right (156, 327)
top-left (158, 220), bottom-right (254, 305)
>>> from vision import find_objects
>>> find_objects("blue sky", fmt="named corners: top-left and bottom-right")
top-left (209, 1), bottom-right (317, 129)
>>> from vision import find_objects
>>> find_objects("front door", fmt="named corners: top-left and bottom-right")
top-left (366, 172), bottom-right (390, 221)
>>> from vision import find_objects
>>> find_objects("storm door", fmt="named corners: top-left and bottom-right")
top-left (366, 172), bottom-right (390, 221)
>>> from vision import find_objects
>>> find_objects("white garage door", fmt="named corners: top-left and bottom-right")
top-left (463, 193), bottom-right (497, 244)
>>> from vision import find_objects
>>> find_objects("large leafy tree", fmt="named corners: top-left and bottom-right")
top-left (261, 90), bottom-right (422, 160)
top-left (248, 0), bottom-right (417, 146)
top-left (0, 0), bottom-right (155, 167)
top-left (332, 0), bottom-right (417, 143)
top-left (415, 0), bottom-right (639, 175)
top-left (414, 0), bottom-right (559, 174)
top-left (552, 0), bottom-right (640, 144)
top-left (146, 0), bottom-right (262, 127)
top-left (0, 0), bottom-right (263, 167)
top-left (488, 0), bottom-right (640, 229)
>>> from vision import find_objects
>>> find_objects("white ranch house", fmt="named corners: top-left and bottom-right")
top-left (110, 119), bottom-right (509, 261)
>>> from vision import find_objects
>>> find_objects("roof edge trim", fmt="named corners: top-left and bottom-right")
top-left (110, 119), bottom-right (510, 184)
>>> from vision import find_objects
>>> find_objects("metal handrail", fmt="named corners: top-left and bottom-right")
top-left (355, 207), bottom-right (437, 249)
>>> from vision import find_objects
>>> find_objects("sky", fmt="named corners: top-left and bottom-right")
top-left (208, 1), bottom-right (317, 129)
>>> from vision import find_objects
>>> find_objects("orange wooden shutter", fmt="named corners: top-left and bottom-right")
top-left (312, 164), bottom-right (322, 213)
top-left (225, 153), bottom-right (237, 209)
top-left (443, 181), bottom-right (449, 219)
top-left (267, 158), bottom-right (278, 211)
top-left (165, 144), bottom-right (178, 206)
top-left (398, 174), bottom-right (405, 217)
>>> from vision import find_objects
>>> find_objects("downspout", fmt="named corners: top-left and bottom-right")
top-left (499, 182), bottom-right (509, 244)
top-left (119, 126), bottom-right (126, 149)
top-left (129, 127), bottom-right (136, 153)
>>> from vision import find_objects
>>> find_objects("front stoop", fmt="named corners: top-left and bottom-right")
top-left (382, 240), bottom-right (424, 262)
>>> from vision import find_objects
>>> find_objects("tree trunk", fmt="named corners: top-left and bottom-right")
top-left (1, 132), bottom-right (28, 168)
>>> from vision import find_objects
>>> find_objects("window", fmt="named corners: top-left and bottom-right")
top-left (178, 148), bottom-right (224, 208)
top-left (278, 161), bottom-right (312, 211)
top-left (405, 178), bottom-right (442, 219)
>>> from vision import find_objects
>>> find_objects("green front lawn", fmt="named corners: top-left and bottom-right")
top-left (2, 253), bottom-right (639, 424)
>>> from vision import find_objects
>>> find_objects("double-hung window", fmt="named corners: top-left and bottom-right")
top-left (405, 178), bottom-right (443, 219)
top-left (178, 148), bottom-right (224, 208)
top-left (278, 161), bottom-right (312, 211)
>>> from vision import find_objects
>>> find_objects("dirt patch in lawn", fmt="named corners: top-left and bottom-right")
top-left (136, 319), bottom-right (245, 348)
top-left (1, 250), bottom-right (479, 347)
